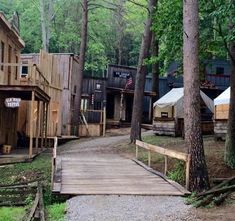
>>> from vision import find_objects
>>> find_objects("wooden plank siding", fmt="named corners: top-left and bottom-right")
top-left (20, 52), bottom-right (80, 137)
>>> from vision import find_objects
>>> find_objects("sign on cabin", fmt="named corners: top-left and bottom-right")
top-left (113, 71), bottom-right (130, 79)
top-left (5, 98), bottom-right (21, 108)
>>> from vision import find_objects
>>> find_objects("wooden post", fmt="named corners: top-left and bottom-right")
top-left (119, 91), bottom-right (124, 121)
top-left (41, 102), bottom-right (45, 149)
top-left (136, 144), bottom-right (138, 159)
top-left (186, 154), bottom-right (191, 190)
top-left (164, 156), bottom-right (168, 175)
top-left (29, 91), bottom-right (35, 159)
top-left (35, 101), bottom-right (40, 153)
top-left (45, 103), bottom-right (49, 148)
top-left (148, 150), bottom-right (151, 167)
top-left (103, 103), bottom-right (106, 137)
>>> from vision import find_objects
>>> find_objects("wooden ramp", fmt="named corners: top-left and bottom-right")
top-left (53, 154), bottom-right (188, 196)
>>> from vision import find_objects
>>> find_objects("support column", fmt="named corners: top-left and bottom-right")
top-left (29, 91), bottom-right (35, 159)
top-left (120, 91), bottom-right (124, 121)
top-left (35, 101), bottom-right (41, 153)
top-left (41, 102), bottom-right (45, 150)
top-left (45, 103), bottom-right (49, 148)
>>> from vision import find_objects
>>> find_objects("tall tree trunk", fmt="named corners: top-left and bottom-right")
top-left (77, 0), bottom-right (88, 121)
top-left (130, 0), bottom-right (156, 143)
top-left (40, 0), bottom-right (49, 52)
top-left (151, 32), bottom-right (159, 101)
top-left (224, 1), bottom-right (235, 167)
top-left (183, 0), bottom-right (209, 192)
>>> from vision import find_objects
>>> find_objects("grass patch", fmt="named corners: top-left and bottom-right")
top-left (0, 207), bottom-right (25, 221)
top-left (167, 160), bottom-right (185, 184)
top-left (0, 153), bottom-right (67, 220)
top-left (0, 154), bottom-right (51, 186)
top-left (46, 203), bottom-right (67, 221)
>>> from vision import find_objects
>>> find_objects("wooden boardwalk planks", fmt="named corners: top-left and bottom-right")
top-left (53, 153), bottom-right (187, 196)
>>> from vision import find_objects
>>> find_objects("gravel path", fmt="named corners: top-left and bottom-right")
top-left (60, 131), bottom-right (199, 221)
top-left (66, 196), bottom-right (198, 221)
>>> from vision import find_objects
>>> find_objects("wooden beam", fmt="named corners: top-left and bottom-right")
top-left (103, 105), bottom-right (106, 137)
top-left (135, 140), bottom-right (188, 162)
top-left (148, 150), bottom-right (151, 167)
top-left (45, 103), bottom-right (49, 148)
top-left (164, 156), bottom-right (168, 175)
top-left (41, 102), bottom-right (45, 149)
top-left (186, 154), bottom-right (191, 190)
top-left (29, 91), bottom-right (35, 159)
top-left (35, 101), bottom-right (40, 153)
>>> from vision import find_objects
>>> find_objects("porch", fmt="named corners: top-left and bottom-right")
top-left (0, 85), bottom-right (50, 162)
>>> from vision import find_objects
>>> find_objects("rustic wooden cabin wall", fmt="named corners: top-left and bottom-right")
top-left (70, 55), bottom-right (80, 134)
top-left (0, 21), bottom-right (21, 85)
top-left (0, 95), bottom-right (18, 147)
top-left (107, 65), bottom-right (136, 89)
top-left (18, 51), bottom-right (62, 138)
top-left (53, 54), bottom-right (72, 135)
top-left (82, 77), bottom-right (106, 123)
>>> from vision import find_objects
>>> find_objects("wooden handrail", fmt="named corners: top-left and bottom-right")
top-left (135, 140), bottom-right (191, 190)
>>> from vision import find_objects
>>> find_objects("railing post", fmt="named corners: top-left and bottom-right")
top-left (148, 150), bottom-right (151, 167)
top-left (186, 154), bottom-right (191, 190)
top-left (136, 144), bottom-right (138, 159)
top-left (164, 156), bottom-right (168, 175)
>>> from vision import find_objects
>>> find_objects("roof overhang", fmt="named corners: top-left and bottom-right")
top-left (0, 12), bottom-right (25, 49)
top-left (0, 85), bottom-right (50, 103)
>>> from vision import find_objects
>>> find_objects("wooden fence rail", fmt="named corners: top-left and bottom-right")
top-left (135, 140), bottom-right (191, 190)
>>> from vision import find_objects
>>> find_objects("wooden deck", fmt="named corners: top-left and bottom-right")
top-left (53, 153), bottom-right (189, 196)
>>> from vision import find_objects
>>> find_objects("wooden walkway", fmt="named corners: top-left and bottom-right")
top-left (53, 153), bottom-right (188, 196)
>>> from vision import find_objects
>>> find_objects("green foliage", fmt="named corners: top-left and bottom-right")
top-left (167, 160), bottom-right (185, 184)
top-left (0, 207), bottom-right (25, 221)
top-left (46, 203), bottom-right (67, 221)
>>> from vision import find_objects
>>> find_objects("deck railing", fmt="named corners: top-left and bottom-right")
top-left (135, 140), bottom-right (191, 190)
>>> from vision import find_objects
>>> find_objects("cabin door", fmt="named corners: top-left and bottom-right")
top-left (106, 93), bottom-right (115, 119)
top-left (125, 96), bottom-right (133, 122)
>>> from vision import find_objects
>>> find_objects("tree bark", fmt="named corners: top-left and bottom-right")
top-left (130, 0), bottom-right (156, 143)
top-left (151, 32), bottom-right (159, 102)
top-left (77, 0), bottom-right (88, 122)
top-left (224, 44), bottom-right (235, 168)
top-left (183, 0), bottom-right (209, 192)
top-left (40, 0), bottom-right (49, 52)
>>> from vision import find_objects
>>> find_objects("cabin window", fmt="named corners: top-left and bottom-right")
top-left (216, 67), bottom-right (224, 75)
top-left (0, 41), bottom-right (4, 71)
top-left (161, 112), bottom-right (168, 118)
top-left (96, 83), bottom-right (101, 90)
top-left (21, 66), bottom-right (28, 78)
top-left (8, 46), bottom-right (12, 74)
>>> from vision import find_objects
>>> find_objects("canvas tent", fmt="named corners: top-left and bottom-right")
top-left (214, 87), bottom-right (230, 139)
top-left (214, 87), bottom-right (230, 106)
top-left (153, 88), bottom-right (214, 136)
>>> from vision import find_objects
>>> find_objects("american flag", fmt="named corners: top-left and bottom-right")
top-left (125, 75), bottom-right (133, 89)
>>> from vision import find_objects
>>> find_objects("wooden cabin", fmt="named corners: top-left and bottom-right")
top-left (20, 53), bottom-right (80, 137)
top-left (80, 77), bottom-right (106, 136)
top-left (0, 12), bottom-right (52, 161)
top-left (214, 87), bottom-right (230, 139)
top-left (153, 88), bottom-right (214, 136)
top-left (106, 64), bottom-right (155, 126)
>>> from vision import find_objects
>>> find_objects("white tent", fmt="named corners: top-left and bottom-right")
top-left (153, 87), bottom-right (214, 118)
top-left (214, 87), bottom-right (230, 106)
